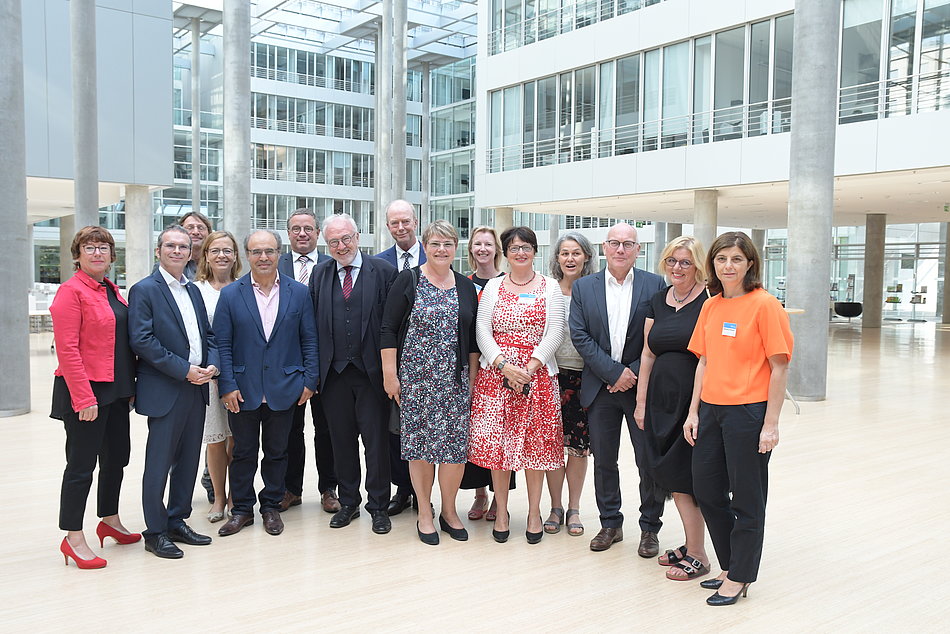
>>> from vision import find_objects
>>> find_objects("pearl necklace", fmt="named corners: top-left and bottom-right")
top-left (671, 282), bottom-right (697, 304)
top-left (508, 271), bottom-right (537, 287)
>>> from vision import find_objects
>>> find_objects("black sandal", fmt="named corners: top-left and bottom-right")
top-left (666, 554), bottom-right (710, 581)
top-left (658, 545), bottom-right (687, 567)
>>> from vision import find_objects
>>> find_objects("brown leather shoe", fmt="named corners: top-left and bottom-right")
top-left (278, 491), bottom-right (302, 512)
top-left (589, 527), bottom-right (623, 552)
top-left (321, 490), bottom-right (342, 514)
top-left (262, 510), bottom-right (284, 536)
top-left (218, 513), bottom-right (253, 537)
top-left (638, 531), bottom-right (660, 558)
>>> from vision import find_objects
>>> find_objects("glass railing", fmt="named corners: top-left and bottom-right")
top-left (488, 0), bottom-right (666, 55)
top-left (250, 65), bottom-right (375, 95)
top-left (173, 108), bottom-right (223, 129)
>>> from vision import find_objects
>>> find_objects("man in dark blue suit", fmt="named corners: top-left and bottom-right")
top-left (276, 208), bottom-right (340, 515)
top-left (374, 199), bottom-right (424, 515)
top-left (214, 229), bottom-right (319, 537)
top-left (570, 223), bottom-right (667, 554)
top-left (311, 213), bottom-right (396, 534)
top-left (129, 226), bottom-right (219, 559)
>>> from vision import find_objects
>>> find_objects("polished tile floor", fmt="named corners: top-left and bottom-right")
top-left (2, 323), bottom-right (948, 632)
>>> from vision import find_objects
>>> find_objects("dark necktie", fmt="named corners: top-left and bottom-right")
top-left (401, 252), bottom-right (411, 271)
top-left (342, 265), bottom-right (353, 301)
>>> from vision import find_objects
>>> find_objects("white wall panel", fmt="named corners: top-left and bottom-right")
top-left (98, 7), bottom-right (135, 184)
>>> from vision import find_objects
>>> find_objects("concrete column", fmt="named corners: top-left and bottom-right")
top-left (375, 4), bottom-right (394, 254)
top-left (0, 0), bottom-right (31, 416)
top-left (785, 0), bottom-right (841, 401)
top-left (651, 222), bottom-right (668, 271)
top-left (125, 186), bottom-right (154, 288)
top-left (391, 0), bottom-right (407, 202)
top-left (27, 225), bottom-right (35, 284)
top-left (191, 18), bottom-right (201, 216)
top-left (70, 0), bottom-right (99, 228)
top-left (861, 214), bottom-right (886, 328)
top-left (751, 229), bottom-right (767, 257)
top-left (373, 33), bottom-right (383, 226)
top-left (693, 190), bottom-right (718, 251)
top-left (421, 62), bottom-right (431, 225)
top-left (940, 222), bottom-right (948, 324)
top-left (495, 207), bottom-right (514, 234)
top-left (223, 0), bottom-right (251, 240)
top-left (59, 215), bottom-right (76, 283)
top-left (667, 223), bottom-right (683, 240)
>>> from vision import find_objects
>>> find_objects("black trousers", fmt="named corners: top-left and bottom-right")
top-left (322, 365), bottom-right (390, 512)
top-left (587, 386), bottom-right (665, 532)
top-left (692, 401), bottom-right (771, 583)
top-left (229, 404), bottom-right (294, 515)
top-left (142, 384), bottom-right (205, 537)
top-left (285, 393), bottom-right (338, 496)
top-left (59, 399), bottom-right (131, 531)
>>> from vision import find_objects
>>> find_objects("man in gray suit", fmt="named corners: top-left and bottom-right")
top-left (569, 223), bottom-right (666, 554)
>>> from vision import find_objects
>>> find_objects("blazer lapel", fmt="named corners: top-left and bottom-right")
top-left (271, 277), bottom-right (291, 335)
top-left (592, 271), bottom-right (610, 343)
top-left (626, 268), bottom-right (648, 332)
top-left (239, 276), bottom-right (267, 340)
top-left (154, 273), bottom-right (188, 338)
top-left (360, 258), bottom-right (375, 339)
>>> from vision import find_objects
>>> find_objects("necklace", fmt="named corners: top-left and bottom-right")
top-left (508, 271), bottom-right (536, 287)
top-left (671, 282), bottom-right (697, 304)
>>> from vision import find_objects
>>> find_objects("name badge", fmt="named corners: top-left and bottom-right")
top-left (518, 293), bottom-right (537, 304)
top-left (722, 322), bottom-right (737, 337)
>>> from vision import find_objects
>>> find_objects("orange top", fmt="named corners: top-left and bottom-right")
top-left (688, 288), bottom-right (793, 405)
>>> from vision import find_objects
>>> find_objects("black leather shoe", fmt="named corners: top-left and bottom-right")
top-left (700, 578), bottom-right (724, 590)
top-left (707, 583), bottom-right (749, 606)
top-left (144, 534), bottom-right (183, 559)
top-left (438, 515), bottom-right (468, 541)
top-left (167, 523), bottom-right (212, 546)
top-left (371, 510), bottom-right (392, 534)
top-left (329, 505), bottom-right (360, 528)
top-left (492, 512), bottom-right (510, 543)
top-left (417, 522), bottom-right (439, 545)
top-left (386, 493), bottom-right (413, 516)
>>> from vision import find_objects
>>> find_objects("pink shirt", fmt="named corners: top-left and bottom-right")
top-left (251, 273), bottom-right (281, 342)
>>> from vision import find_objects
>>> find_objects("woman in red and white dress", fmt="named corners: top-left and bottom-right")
top-left (468, 226), bottom-right (565, 544)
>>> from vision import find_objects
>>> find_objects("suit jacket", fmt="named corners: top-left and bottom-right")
top-left (129, 269), bottom-right (218, 418)
top-left (569, 267), bottom-right (665, 408)
top-left (375, 243), bottom-right (427, 269)
top-left (213, 273), bottom-right (319, 412)
top-left (310, 255), bottom-right (397, 392)
top-left (277, 250), bottom-right (331, 281)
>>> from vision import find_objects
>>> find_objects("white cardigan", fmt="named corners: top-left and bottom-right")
top-left (476, 274), bottom-right (566, 376)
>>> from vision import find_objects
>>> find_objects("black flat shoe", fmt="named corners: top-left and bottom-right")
top-left (438, 515), bottom-right (469, 541)
top-left (526, 515), bottom-right (543, 544)
top-left (417, 522), bottom-right (439, 545)
top-left (492, 512), bottom-right (510, 543)
top-left (707, 583), bottom-right (749, 606)
top-left (700, 578), bottom-right (724, 590)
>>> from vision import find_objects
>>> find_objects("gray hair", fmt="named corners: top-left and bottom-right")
top-left (157, 225), bottom-right (191, 250)
top-left (322, 213), bottom-right (359, 234)
top-left (549, 231), bottom-right (595, 281)
top-left (243, 229), bottom-right (282, 251)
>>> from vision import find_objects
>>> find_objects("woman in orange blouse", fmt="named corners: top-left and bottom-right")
top-left (684, 231), bottom-right (793, 606)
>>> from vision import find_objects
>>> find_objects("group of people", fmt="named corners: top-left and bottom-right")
top-left (50, 202), bottom-right (793, 607)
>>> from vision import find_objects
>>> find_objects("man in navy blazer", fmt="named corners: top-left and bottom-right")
top-left (214, 230), bottom-right (319, 537)
top-left (374, 199), bottom-right (424, 515)
top-left (276, 208), bottom-right (339, 515)
top-left (570, 223), bottom-right (667, 555)
top-left (311, 213), bottom-right (396, 534)
top-left (129, 226), bottom-right (219, 559)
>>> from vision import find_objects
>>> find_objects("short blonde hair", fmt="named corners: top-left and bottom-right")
top-left (422, 219), bottom-right (458, 245)
top-left (657, 236), bottom-right (707, 285)
top-left (467, 226), bottom-right (502, 272)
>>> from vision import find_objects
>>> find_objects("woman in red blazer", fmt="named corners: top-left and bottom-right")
top-left (49, 226), bottom-right (139, 569)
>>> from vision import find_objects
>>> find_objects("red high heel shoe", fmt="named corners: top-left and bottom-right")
top-left (60, 537), bottom-right (106, 569)
top-left (96, 521), bottom-right (142, 547)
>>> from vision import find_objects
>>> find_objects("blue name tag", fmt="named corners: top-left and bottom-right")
top-left (722, 322), bottom-right (737, 337)
top-left (518, 293), bottom-right (537, 304)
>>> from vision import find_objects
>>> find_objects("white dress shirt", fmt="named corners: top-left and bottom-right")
top-left (605, 268), bottom-right (635, 363)
top-left (158, 266), bottom-right (203, 366)
top-left (395, 241), bottom-right (421, 270)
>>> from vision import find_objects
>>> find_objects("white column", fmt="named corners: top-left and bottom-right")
top-left (0, 0), bottom-right (31, 416)
top-left (861, 214), bottom-right (886, 328)
top-left (223, 0), bottom-right (251, 240)
top-left (191, 18), bottom-right (202, 216)
top-left (421, 62), bottom-right (431, 225)
top-left (785, 0), bottom-right (842, 400)
top-left (375, 4), bottom-right (394, 254)
top-left (70, 0), bottom-right (99, 228)
top-left (693, 190), bottom-right (718, 251)
top-left (751, 229), bottom-right (767, 257)
top-left (125, 186), bottom-right (154, 288)
top-left (60, 215), bottom-right (76, 283)
top-left (391, 0), bottom-right (407, 202)
top-left (651, 222), bottom-right (667, 271)
top-left (667, 223), bottom-right (683, 240)
top-left (27, 224), bottom-right (35, 285)
top-left (495, 207), bottom-right (514, 234)
top-left (941, 222), bottom-right (949, 324)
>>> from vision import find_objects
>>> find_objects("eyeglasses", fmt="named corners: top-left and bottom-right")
top-left (183, 223), bottom-right (208, 233)
top-left (289, 226), bottom-right (316, 235)
top-left (605, 240), bottom-right (638, 251)
top-left (248, 248), bottom-right (279, 257)
top-left (327, 233), bottom-right (356, 248)
top-left (207, 248), bottom-right (234, 256)
top-left (82, 245), bottom-right (111, 255)
top-left (664, 257), bottom-right (693, 269)
top-left (163, 242), bottom-right (191, 252)
top-left (507, 244), bottom-right (535, 254)
top-left (427, 241), bottom-right (456, 250)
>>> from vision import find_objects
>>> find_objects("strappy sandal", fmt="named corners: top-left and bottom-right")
top-left (658, 545), bottom-right (688, 567)
top-left (467, 494), bottom-right (488, 520)
top-left (543, 507), bottom-right (564, 534)
top-left (666, 554), bottom-right (710, 581)
top-left (566, 508), bottom-right (584, 536)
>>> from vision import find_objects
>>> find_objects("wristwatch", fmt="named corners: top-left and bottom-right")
top-left (497, 359), bottom-right (507, 372)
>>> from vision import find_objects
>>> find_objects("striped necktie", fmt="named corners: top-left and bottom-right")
top-left (297, 254), bottom-right (311, 285)
top-left (342, 265), bottom-right (353, 301)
